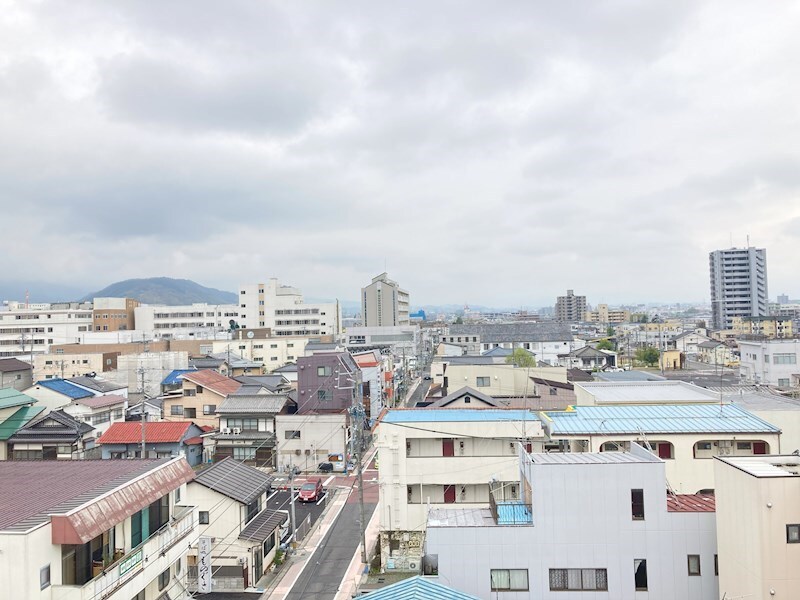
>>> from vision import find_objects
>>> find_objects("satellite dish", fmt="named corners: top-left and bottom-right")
top-left (247, 331), bottom-right (255, 339)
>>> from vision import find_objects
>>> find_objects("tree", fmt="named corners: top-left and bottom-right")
top-left (453, 316), bottom-right (464, 324)
top-left (596, 339), bottom-right (614, 351)
top-left (606, 326), bottom-right (615, 337)
top-left (635, 346), bottom-right (660, 366)
top-left (505, 348), bottom-right (536, 368)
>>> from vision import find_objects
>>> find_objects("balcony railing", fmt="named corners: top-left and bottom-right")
top-left (91, 506), bottom-right (196, 600)
top-left (489, 494), bottom-right (533, 526)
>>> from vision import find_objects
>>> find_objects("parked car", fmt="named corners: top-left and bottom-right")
top-left (318, 462), bottom-right (334, 473)
top-left (298, 479), bottom-right (323, 502)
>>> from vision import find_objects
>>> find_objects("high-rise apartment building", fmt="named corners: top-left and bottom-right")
top-left (361, 273), bottom-right (410, 327)
top-left (554, 289), bottom-right (586, 322)
top-left (238, 278), bottom-right (341, 336)
top-left (709, 247), bottom-right (768, 330)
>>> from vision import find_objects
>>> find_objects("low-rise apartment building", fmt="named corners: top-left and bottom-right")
top-left (0, 357), bottom-right (33, 390)
top-left (732, 315), bottom-right (794, 339)
top-left (164, 369), bottom-right (241, 427)
top-left (739, 339), bottom-right (800, 388)
top-left (375, 408), bottom-right (544, 571)
top-left (430, 359), bottom-right (569, 398)
top-left (440, 323), bottom-right (579, 364)
top-left (296, 352), bottom-right (361, 414)
top-left (715, 454), bottom-right (800, 599)
top-left (274, 412), bottom-right (349, 473)
top-left (33, 353), bottom-right (114, 381)
top-left (0, 301), bottom-right (93, 358)
top-left (0, 457), bottom-right (196, 600)
top-left (584, 303), bottom-right (631, 324)
top-left (542, 403), bottom-right (781, 494)
top-left (214, 331), bottom-right (310, 371)
top-left (425, 444), bottom-right (718, 599)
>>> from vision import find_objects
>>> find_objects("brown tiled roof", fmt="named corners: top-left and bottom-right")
top-left (0, 358), bottom-right (31, 373)
top-left (73, 394), bottom-right (127, 409)
top-left (182, 369), bottom-right (242, 396)
top-left (666, 494), bottom-right (716, 513)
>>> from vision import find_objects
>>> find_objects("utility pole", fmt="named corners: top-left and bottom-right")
top-left (289, 466), bottom-right (297, 550)
top-left (350, 386), bottom-right (368, 564)
top-left (139, 367), bottom-right (147, 458)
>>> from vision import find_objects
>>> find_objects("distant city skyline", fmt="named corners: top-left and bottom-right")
top-left (3, 2), bottom-right (800, 305)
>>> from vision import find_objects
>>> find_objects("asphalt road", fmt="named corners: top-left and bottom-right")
top-left (407, 377), bottom-right (432, 407)
top-left (284, 501), bottom-right (378, 599)
top-left (267, 489), bottom-right (328, 541)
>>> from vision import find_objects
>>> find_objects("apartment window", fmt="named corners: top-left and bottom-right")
top-left (285, 430), bottom-right (301, 439)
top-left (158, 567), bottom-right (170, 591)
top-left (631, 489), bottom-right (645, 520)
top-left (183, 389), bottom-right (196, 397)
top-left (40, 565), bottom-right (50, 590)
top-left (774, 353), bottom-right (796, 364)
top-left (476, 377), bottom-right (490, 387)
top-left (318, 366), bottom-right (332, 377)
top-left (184, 407), bottom-right (197, 418)
top-left (490, 569), bottom-right (529, 592)
top-left (203, 404), bottom-right (216, 415)
top-left (318, 389), bottom-right (330, 401)
top-left (549, 568), bottom-right (608, 591)
top-left (233, 447), bottom-right (256, 460)
top-left (787, 524), bottom-right (800, 543)
top-left (170, 405), bottom-right (184, 416)
top-left (199, 511), bottom-right (210, 524)
top-left (634, 559), bottom-right (648, 591)
top-left (737, 442), bottom-right (752, 450)
top-left (779, 378), bottom-right (790, 387)
top-left (688, 555), bottom-right (701, 576)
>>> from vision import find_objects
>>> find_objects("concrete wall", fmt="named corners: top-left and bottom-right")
top-left (432, 363), bottom-right (568, 397)
top-left (275, 413), bottom-right (348, 472)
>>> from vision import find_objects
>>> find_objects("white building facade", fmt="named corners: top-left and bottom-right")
top-left (134, 303), bottom-right (240, 338)
top-left (739, 339), bottom-right (800, 388)
top-left (0, 302), bottom-right (93, 359)
top-left (361, 272), bottom-right (410, 327)
top-left (238, 279), bottom-right (340, 335)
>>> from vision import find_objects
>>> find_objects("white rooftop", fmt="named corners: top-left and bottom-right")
top-left (529, 450), bottom-right (661, 465)
top-left (718, 455), bottom-right (800, 478)
top-left (576, 380), bottom-right (720, 404)
top-left (428, 508), bottom-right (495, 528)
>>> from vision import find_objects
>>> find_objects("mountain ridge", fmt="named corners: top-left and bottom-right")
top-left (83, 277), bottom-right (238, 305)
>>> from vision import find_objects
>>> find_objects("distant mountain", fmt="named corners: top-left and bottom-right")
top-left (83, 277), bottom-right (238, 305)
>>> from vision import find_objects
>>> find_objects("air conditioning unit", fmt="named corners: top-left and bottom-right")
top-left (232, 427), bottom-right (242, 435)
top-left (407, 560), bottom-right (419, 571)
top-left (221, 427), bottom-right (231, 435)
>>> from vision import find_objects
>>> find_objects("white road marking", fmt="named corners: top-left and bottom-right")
top-left (323, 475), bottom-right (336, 487)
top-left (316, 492), bottom-right (328, 506)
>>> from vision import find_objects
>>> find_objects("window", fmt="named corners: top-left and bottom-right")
top-left (233, 447), bottom-right (256, 460)
top-left (714, 554), bottom-right (718, 576)
top-left (631, 489), bottom-right (645, 520)
top-left (183, 389), bottom-right (196, 397)
top-left (196, 386), bottom-right (204, 394)
top-left (171, 405), bottom-right (184, 416)
top-left (688, 555), bottom-right (701, 576)
top-left (318, 366), bottom-right (332, 377)
top-left (158, 567), bottom-right (170, 591)
top-left (184, 407), bottom-right (197, 418)
top-left (285, 430), bottom-right (301, 440)
top-left (318, 389), bottom-right (330, 401)
top-left (199, 511), bottom-right (210, 524)
top-left (549, 568), bottom-right (608, 591)
top-left (40, 565), bottom-right (50, 590)
top-left (787, 524), bottom-right (800, 543)
top-left (774, 353), bottom-right (797, 364)
top-left (737, 442), bottom-right (752, 450)
top-left (476, 377), bottom-right (490, 387)
top-left (175, 486), bottom-right (181, 504)
top-left (779, 378), bottom-right (790, 387)
top-left (490, 569), bottom-right (528, 591)
top-left (203, 404), bottom-right (216, 415)
top-left (634, 559), bottom-right (648, 591)
top-left (549, 387), bottom-right (557, 395)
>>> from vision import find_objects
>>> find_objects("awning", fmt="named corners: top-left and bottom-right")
top-left (238, 509), bottom-right (288, 543)
top-left (51, 459), bottom-right (195, 544)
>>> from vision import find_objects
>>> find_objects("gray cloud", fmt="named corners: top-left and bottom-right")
top-left (2, 0), bottom-right (800, 306)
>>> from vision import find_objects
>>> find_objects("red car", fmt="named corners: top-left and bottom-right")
top-left (298, 479), bottom-right (323, 502)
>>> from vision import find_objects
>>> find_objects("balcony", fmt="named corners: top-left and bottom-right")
top-left (489, 493), bottom-right (533, 525)
top-left (53, 506), bottom-right (197, 600)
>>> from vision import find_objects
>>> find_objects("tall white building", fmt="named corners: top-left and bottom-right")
top-left (361, 273), bottom-right (410, 327)
top-left (0, 301), bottom-right (93, 359)
top-left (238, 279), bottom-right (340, 336)
top-left (134, 303), bottom-right (240, 338)
top-left (709, 246), bottom-right (768, 330)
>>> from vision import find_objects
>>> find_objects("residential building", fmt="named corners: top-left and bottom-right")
top-left (430, 359), bottom-right (569, 398)
top-left (7, 409), bottom-right (95, 460)
top-left (732, 315), bottom-right (794, 338)
top-left (574, 380), bottom-right (721, 406)
top-left (440, 323), bottom-right (580, 364)
top-left (33, 352), bottom-right (114, 381)
top-left (186, 458), bottom-right (284, 591)
top-left (0, 357), bottom-right (33, 390)
top-left (361, 272), bottom-right (410, 327)
top-left (739, 338), bottom-right (800, 388)
top-left (274, 412), bottom-right (349, 472)
top-left (0, 457), bottom-right (196, 600)
top-left (296, 352), bottom-right (361, 414)
top-left (555, 289), bottom-right (587, 323)
top-left (671, 330), bottom-right (713, 356)
top-left (67, 375), bottom-right (128, 398)
top-left (133, 302), bottom-right (241, 338)
top-left (23, 379), bottom-right (97, 412)
top-left (557, 345), bottom-right (616, 370)
top-left (353, 350), bottom-right (387, 420)
top-left (91, 297), bottom-right (139, 332)
top-left (0, 301), bottom-right (93, 358)
top-left (345, 325), bottom-right (421, 359)
top-left (97, 421), bottom-right (205, 465)
top-left (709, 246), bottom-right (769, 330)
top-left (0, 388), bottom-right (43, 459)
top-left (213, 394), bottom-right (292, 465)
top-left (273, 362), bottom-right (298, 384)
top-left (164, 369), bottom-right (241, 427)
top-left (107, 351), bottom-right (189, 398)
top-left (584, 304), bottom-right (631, 324)
top-left (542, 403), bottom-right (781, 493)
top-left (375, 408), bottom-right (544, 570)
top-left (61, 394), bottom-right (127, 440)
top-left (238, 278), bottom-right (341, 335)
top-left (697, 340), bottom-right (737, 366)
top-left (425, 444), bottom-right (718, 600)
top-left (715, 454), bottom-right (800, 599)
top-left (215, 330), bottom-right (311, 371)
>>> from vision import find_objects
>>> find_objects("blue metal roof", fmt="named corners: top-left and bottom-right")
top-left (382, 409), bottom-right (538, 423)
top-left (544, 404), bottom-right (780, 435)
top-left (35, 379), bottom-right (93, 399)
top-left (161, 369), bottom-right (198, 385)
top-left (362, 576), bottom-right (480, 599)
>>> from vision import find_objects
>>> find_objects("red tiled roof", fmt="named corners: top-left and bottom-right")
top-left (98, 421), bottom-right (195, 444)
top-left (182, 369), bottom-right (242, 396)
top-left (354, 355), bottom-right (379, 367)
top-left (183, 436), bottom-right (204, 445)
top-left (74, 394), bottom-right (127, 409)
top-left (666, 494), bottom-right (716, 513)
top-left (200, 425), bottom-right (216, 432)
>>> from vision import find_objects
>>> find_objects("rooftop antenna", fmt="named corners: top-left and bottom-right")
top-left (747, 234), bottom-right (750, 248)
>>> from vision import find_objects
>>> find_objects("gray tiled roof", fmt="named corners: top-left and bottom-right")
top-left (238, 509), bottom-right (288, 542)
top-left (448, 323), bottom-right (574, 343)
top-left (7, 409), bottom-right (94, 444)
top-left (193, 457), bottom-right (274, 505)
top-left (67, 376), bottom-right (127, 392)
top-left (217, 395), bottom-right (290, 414)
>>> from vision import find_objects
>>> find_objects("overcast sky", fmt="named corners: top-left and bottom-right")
top-left (2, 1), bottom-right (800, 307)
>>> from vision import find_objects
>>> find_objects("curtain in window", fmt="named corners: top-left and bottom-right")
top-left (567, 569), bottom-right (582, 589)
top-left (491, 570), bottom-right (510, 590)
top-left (509, 569), bottom-right (528, 590)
